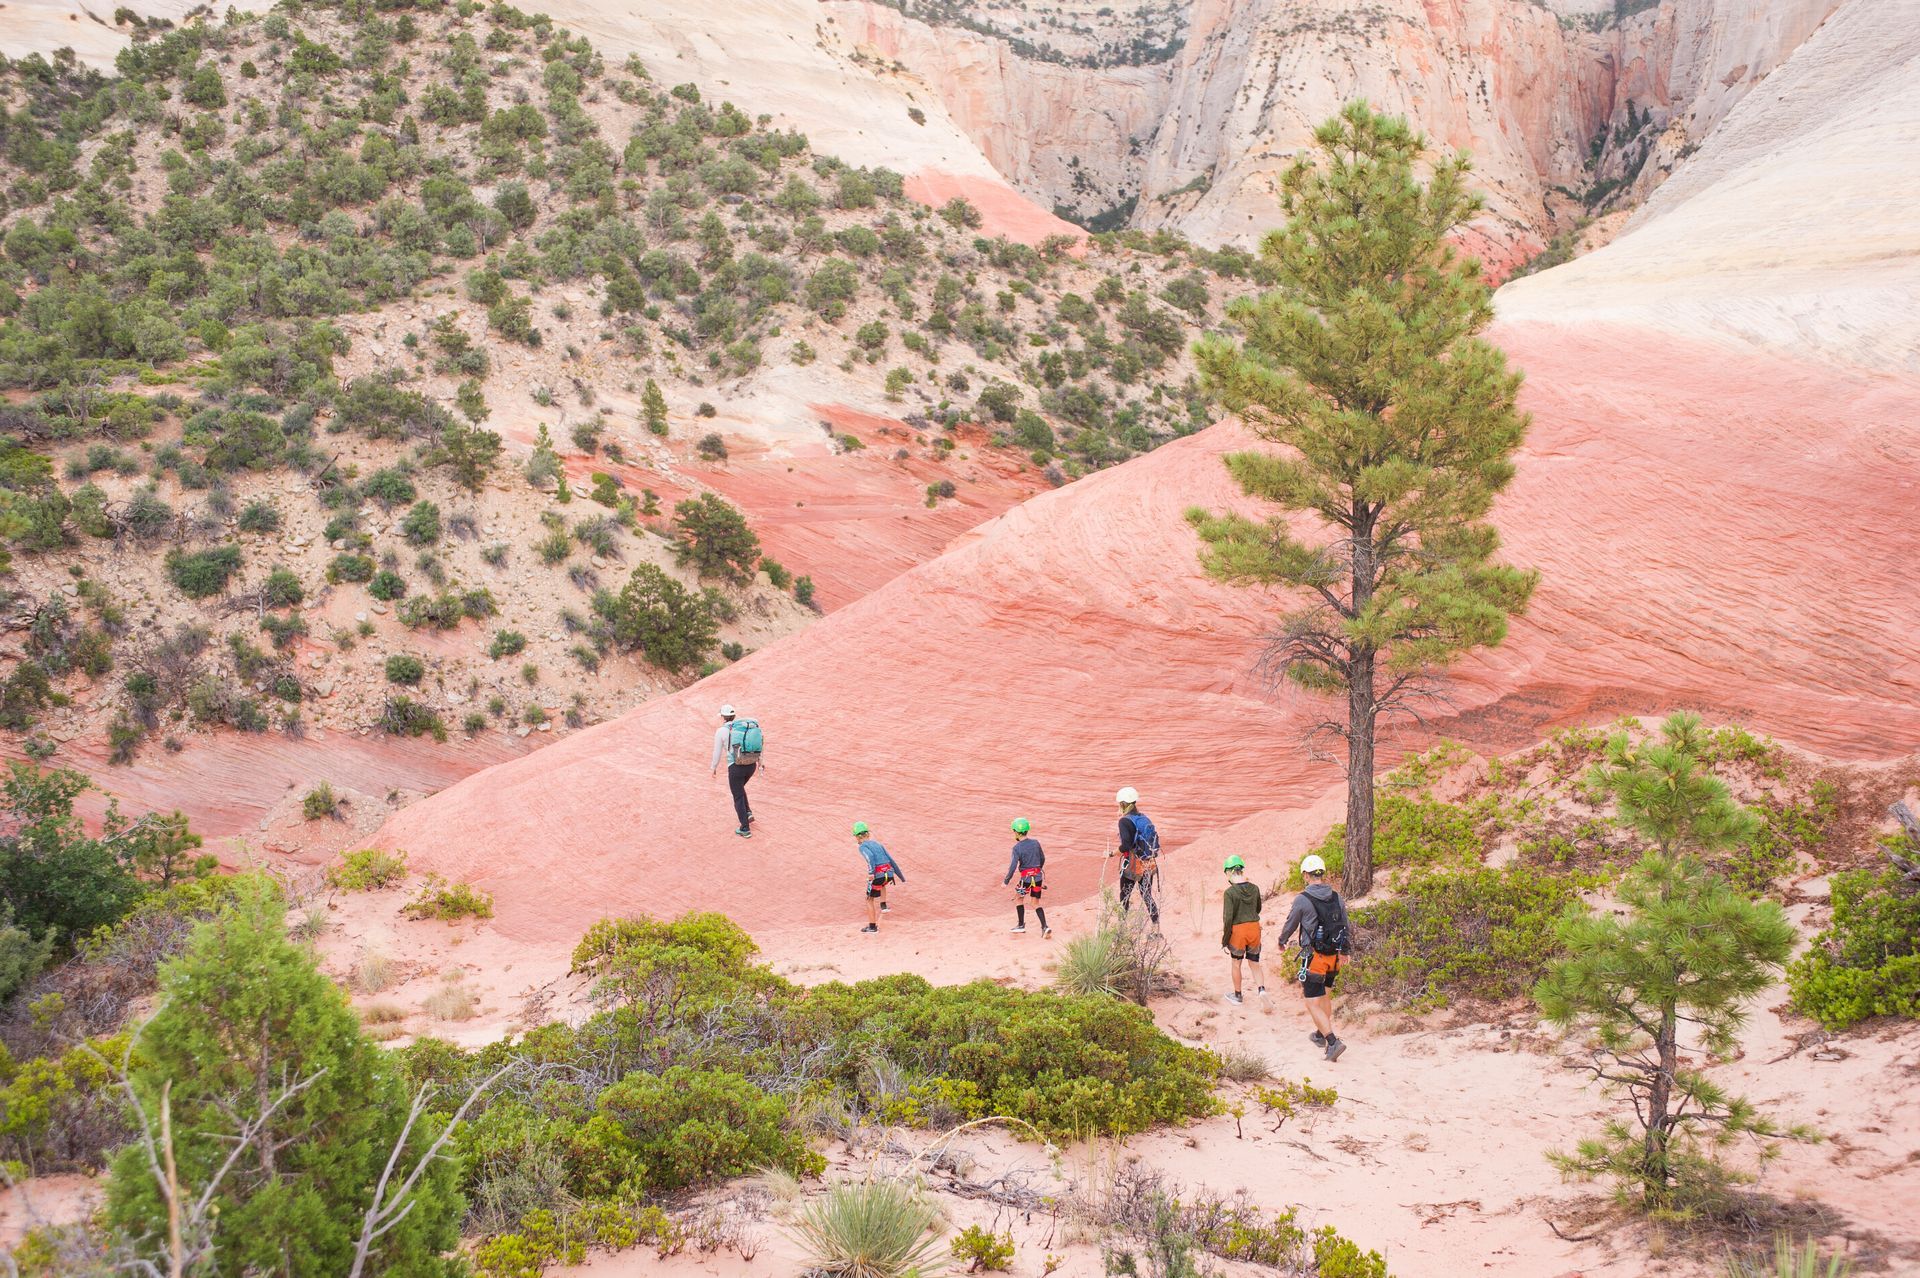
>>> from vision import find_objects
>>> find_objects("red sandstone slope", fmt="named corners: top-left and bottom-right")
top-left (376, 325), bottom-right (1920, 943)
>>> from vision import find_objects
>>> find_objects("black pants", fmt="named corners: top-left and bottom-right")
top-left (1120, 870), bottom-right (1159, 923)
top-left (726, 761), bottom-right (756, 829)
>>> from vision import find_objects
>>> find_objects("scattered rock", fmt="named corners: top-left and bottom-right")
top-left (371, 603), bottom-right (389, 615)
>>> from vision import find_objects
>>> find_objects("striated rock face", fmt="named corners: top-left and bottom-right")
top-left (825, 0), bottom-right (1171, 226)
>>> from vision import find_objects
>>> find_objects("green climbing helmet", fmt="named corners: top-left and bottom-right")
top-left (1011, 817), bottom-right (1031, 835)
top-left (852, 821), bottom-right (870, 837)
top-left (1223, 854), bottom-right (1245, 873)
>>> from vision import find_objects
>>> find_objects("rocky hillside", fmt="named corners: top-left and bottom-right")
top-left (0, 0), bottom-right (1251, 830)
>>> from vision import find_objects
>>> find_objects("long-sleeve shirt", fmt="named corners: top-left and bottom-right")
top-left (1274, 883), bottom-right (1342, 951)
top-left (858, 839), bottom-right (904, 881)
top-left (1117, 814), bottom-right (1142, 852)
top-left (1221, 880), bottom-right (1261, 947)
top-left (1003, 837), bottom-right (1044, 884)
top-left (710, 721), bottom-right (762, 770)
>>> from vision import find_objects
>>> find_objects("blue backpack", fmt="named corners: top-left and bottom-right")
top-left (728, 718), bottom-right (763, 763)
top-left (1126, 812), bottom-right (1161, 860)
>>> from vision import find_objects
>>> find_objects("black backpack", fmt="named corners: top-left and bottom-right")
top-left (1305, 892), bottom-right (1351, 956)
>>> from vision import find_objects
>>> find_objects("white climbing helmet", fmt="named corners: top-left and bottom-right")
top-left (719, 703), bottom-right (736, 718)
top-left (1301, 854), bottom-right (1327, 874)
top-left (1115, 786), bottom-right (1139, 805)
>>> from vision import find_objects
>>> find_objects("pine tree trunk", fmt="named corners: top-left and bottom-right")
top-left (1643, 1002), bottom-right (1679, 1208)
top-left (1343, 659), bottom-right (1377, 898)
top-left (1343, 506), bottom-right (1379, 899)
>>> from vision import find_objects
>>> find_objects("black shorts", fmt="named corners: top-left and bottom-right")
top-left (866, 871), bottom-right (894, 899)
top-left (1014, 873), bottom-right (1044, 900)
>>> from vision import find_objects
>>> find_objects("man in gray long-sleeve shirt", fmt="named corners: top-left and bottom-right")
top-left (708, 704), bottom-right (762, 838)
top-left (1273, 853), bottom-right (1349, 1062)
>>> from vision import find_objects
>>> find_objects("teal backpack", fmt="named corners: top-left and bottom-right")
top-left (728, 717), bottom-right (763, 764)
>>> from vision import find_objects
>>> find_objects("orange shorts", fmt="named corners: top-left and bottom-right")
top-left (1227, 922), bottom-right (1261, 960)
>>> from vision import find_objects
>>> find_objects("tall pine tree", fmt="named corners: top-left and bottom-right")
top-left (1187, 102), bottom-right (1536, 897)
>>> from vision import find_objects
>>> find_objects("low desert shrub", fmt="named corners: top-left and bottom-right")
top-left (950, 1224), bottom-right (1013, 1272)
top-left (385, 654), bottom-right (426, 685)
top-left (326, 847), bottom-right (408, 891)
top-left (403, 874), bottom-right (494, 921)
top-left (328, 552), bottom-right (376, 584)
top-left (489, 630), bottom-right (527, 660)
top-left (302, 781), bottom-right (340, 821)
top-left (1787, 864), bottom-right (1920, 1030)
top-left (164, 545), bottom-right (243, 598)
top-left (1346, 864), bottom-right (1595, 1010)
top-left (378, 696), bottom-right (446, 741)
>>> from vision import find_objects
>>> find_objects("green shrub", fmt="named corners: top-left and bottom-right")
top-left (327, 552), bottom-right (376, 584)
top-left (402, 500), bottom-right (442, 546)
top-left (0, 900), bottom-right (54, 1004)
top-left (790, 1178), bottom-right (945, 1278)
top-left (403, 873), bottom-right (494, 921)
top-left (368, 569), bottom-right (407, 600)
top-left (164, 545), bottom-right (243, 598)
top-left (489, 630), bottom-right (528, 660)
top-left (0, 763), bottom-right (147, 946)
top-left (794, 575), bottom-right (817, 608)
top-left (260, 567), bottom-right (304, 608)
top-left (592, 565), bottom-right (718, 673)
top-left (696, 432), bottom-right (727, 461)
top-left (0, 1030), bottom-right (133, 1175)
top-left (236, 500), bottom-right (281, 533)
top-left (806, 975), bottom-right (1218, 1139)
top-left (361, 467), bottom-right (417, 507)
top-left (104, 888), bottom-right (462, 1271)
top-left (326, 847), bottom-right (408, 891)
top-left (1346, 864), bottom-right (1594, 1010)
top-left (301, 782), bottom-right (340, 822)
top-left (398, 592), bottom-right (472, 629)
top-left (950, 1224), bottom-right (1013, 1272)
top-left (578, 1066), bottom-right (819, 1196)
top-left (385, 654), bottom-right (426, 685)
top-left (762, 557), bottom-right (792, 590)
top-left (1788, 865), bottom-right (1920, 1030)
top-left (378, 696), bottom-right (446, 741)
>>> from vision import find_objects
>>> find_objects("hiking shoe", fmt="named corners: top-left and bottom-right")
top-left (1325, 1037), bottom-right (1347, 1063)
top-left (1224, 991), bottom-right (1243, 1005)
top-left (1309, 1031), bottom-right (1327, 1047)
top-left (1042, 927), bottom-right (1053, 939)
top-left (1009, 925), bottom-right (1027, 934)
top-left (747, 812), bottom-right (756, 825)
top-left (735, 827), bottom-right (752, 839)
top-left (1257, 986), bottom-right (1269, 998)
top-left (860, 924), bottom-right (878, 934)
top-left (880, 901), bottom-right (890, 913)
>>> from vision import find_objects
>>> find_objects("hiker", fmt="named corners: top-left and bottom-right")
top-left (1107, 786), bottom-right (1161, 928)
top-left (1004, 818), bottom-right (1050, 938)
top-left (1220, 855), bottom-right (1265, 1005)
top-left (708, 704), bottom-right (764, 839)
top-left (1273, 853), bottom-right (1351, 1061)
top-left (853, 821), bottom-right (904, 934)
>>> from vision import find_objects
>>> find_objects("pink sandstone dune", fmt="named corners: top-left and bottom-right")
top-left (376, 319), bottom-right (1920, 944)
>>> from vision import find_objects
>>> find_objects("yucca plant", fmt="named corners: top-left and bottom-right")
top-left (1053, 924), bottom-right (1128, 998)
top-left (1724, 1235), bottom-right (1852, 1278)
top-left (789, 1177), bottom-right (947, 1278)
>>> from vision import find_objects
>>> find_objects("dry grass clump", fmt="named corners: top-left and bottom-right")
top-left (421, 981), bottom-right (478, 1021)
top-left (788, 1177), bottom-right (947, 1278)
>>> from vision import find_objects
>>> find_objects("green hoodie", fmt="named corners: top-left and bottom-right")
top-left (1221, 879), bottom-right (1261, 947)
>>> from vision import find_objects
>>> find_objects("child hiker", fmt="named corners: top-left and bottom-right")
top-left (1220, 854), bottom-right (1265, 1004)
top-left (1004, 817), bottom-right (1050, 938)
top-left (854, 821), bottom-right (903, 934)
